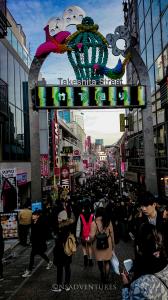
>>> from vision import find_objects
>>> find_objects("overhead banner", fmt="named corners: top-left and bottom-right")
top-left (33, 85), bottom-right (146, 109)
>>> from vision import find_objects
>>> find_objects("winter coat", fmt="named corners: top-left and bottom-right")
top-left (122, 264), bottom-right (168, 299)
top-left (53, 219), bottom-right (74, 266)
top-left (30, 217), bottom-right (47, 253)
top-left (90, 217), bottom-right (114, 261)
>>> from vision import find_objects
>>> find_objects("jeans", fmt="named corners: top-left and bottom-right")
top-left (28, 250), bottom-right (49, 271)
top-left (57, 263), bottom-right (71, 285)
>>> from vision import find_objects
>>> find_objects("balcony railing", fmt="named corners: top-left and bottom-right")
top-left (0, 79), bottom-right (8, 122)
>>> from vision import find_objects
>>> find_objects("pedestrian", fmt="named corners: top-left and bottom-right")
top-left (18, 202), bottom-right (32, 246)
top-left (51, 203), bottom-right (75, 293)
top-left (22, 210), bottom-right (52, 277)
top-left (0, 218), bottom-right (4, 281)
top-left (89, 207), bottom-right (115, 283)
top-left (121, 223), bottom-right (168, 299)
top-left (76, 201), bottom-right (94, 267)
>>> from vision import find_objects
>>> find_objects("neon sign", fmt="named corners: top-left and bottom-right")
top-left (33, 85), bottom-right (146, 109)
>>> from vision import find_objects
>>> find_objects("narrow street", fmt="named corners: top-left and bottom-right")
top-left (1, 240), bottom-right (134, 300)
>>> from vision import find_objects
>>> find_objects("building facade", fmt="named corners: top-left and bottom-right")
top-left (125, 0), bottom-right (168, 200)
top-left (0, 4), bottom-right (31, 211)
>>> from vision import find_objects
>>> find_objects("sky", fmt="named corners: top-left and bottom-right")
top-left (8, 0), bottom-right (125, 145)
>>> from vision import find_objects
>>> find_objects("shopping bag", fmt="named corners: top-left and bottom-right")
top-left (110, 252), bottom-right (120, 275)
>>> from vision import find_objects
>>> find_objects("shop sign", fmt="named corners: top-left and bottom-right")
top-left (61, 166), bottom-right (70, 191)
top-left (0, 212), bottom-right (18, 239)
top-left (73, 149), bottom-right (80, 156)
top-left (40, 154), bottom-right (49, 176)
top-left (0, 168), bottom-right (16, 178)
top-left (17, 173), bottom-right (27, 186)
top-left (62, 146), bottom-right (73, 154)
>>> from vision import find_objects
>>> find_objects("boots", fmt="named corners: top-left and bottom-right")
top-left (84, 255), bottom-right (88, 267)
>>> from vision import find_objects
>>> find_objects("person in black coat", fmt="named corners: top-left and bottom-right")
top-left (22, 210), bottom-right (52, 277)
top-left (0, 219), bottom-right (4, 281)
top-left (52, 205), bottom-right (75, 293)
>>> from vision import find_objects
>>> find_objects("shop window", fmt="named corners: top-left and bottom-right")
top-left (0, 43), bottom-right (7, 82)
top-left (157, 125), bottom-right (166, 156)
top-left (157, 109), bottom-right (165, 124)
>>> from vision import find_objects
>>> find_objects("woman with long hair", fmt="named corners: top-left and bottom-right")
top-left (89, 207), bottom-right (115, 283)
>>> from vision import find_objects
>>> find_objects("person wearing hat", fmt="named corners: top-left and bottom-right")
top-left (22, 210), bottom-right (52, 278)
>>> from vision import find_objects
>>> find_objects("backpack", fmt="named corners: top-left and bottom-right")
top-left (64, 233), bottom-right (77, 256)
top-left (80, 213), bottom-right (94, 241)
top-left (95, 222), bottom-right (109, 250)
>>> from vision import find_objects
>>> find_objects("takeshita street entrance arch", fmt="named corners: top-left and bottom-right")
top-left (28, 5), bottom-right (158, 201)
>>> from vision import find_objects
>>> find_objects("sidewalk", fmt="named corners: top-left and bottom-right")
top-left (4, 239), bottom-right (20, 258)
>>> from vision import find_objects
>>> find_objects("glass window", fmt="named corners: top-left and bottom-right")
top-left (161, 9), bottom-right (168, 49)
top-left (140, 23), bottom-right (146, 52)
top-left (11, 32), bottom-right (18, 52)
top-left (22, 49), bottom-right (28, 65)
top-left (145, 9), bottom-right (152, 43)
top-left (18, 42), bottom-right (23, 59)
top-left (144, 0), bottom-right (151, 15)
top-left (157, 109), bottom-right (165, 124)
top-left (160, 0), bottom-right (168, 12)
top-left (153, 112), bottom-right (157, 125)
top-left (149, 65), bottom-right (155, 94)
top-left (141, 49), bottom-right (147, 65)
top-left (153, 23), bottom-right (162, 60)
top-left (0, 42), bottom-right (7, 82)
top-left (163, 47), bottom-right (168, 76)
top-left (157, 125), bottom-right (166, 156)
top-left (147, 38), bottom-right (154, 69)
top-left (8, 52), bottom-right (15, 105)
top-left (155, 53), bottom-right (164, 82)
top-left (14, 60), bottom-right (21, 109)
top-left (138, 0), bottom-right (144, 28)
top-left (6, 28), bottom-right (12, 44)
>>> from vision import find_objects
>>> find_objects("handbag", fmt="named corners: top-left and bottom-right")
top-left (110, 252), bottom-right (120, 275)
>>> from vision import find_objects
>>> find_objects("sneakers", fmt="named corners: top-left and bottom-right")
top-left (22, 270), bottom-right (32, 278)
top-left (46, 261), bottom-right (53, 270)
top-left (51, 284), bottom-right (62, 293)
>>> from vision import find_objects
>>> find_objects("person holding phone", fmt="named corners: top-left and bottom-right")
top-left (121, 223), bottom-right (168, 299)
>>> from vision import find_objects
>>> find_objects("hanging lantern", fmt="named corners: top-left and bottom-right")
top-left (66, 16), bottom-right (108, 82)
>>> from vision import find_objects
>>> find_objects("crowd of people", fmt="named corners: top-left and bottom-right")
top-left (0, 167), bottom-right (168, 299)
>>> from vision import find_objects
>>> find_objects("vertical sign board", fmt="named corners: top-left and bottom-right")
top-left (120, 114), bottom-right (125, 132)
top-left (61, 166), bottom-right (70, 192)
top-left (40, 154), bottom-right (49, 176)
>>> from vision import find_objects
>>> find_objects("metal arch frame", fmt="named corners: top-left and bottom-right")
top-left (28, 39), bottom-right (158, 201)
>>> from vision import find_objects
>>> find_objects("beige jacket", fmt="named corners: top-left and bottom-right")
top-left (90, 217), bottom-right (114, 261)
top-left (18, 209), bottom-right (32, 225)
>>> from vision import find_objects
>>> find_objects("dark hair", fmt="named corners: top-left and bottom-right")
top-left (32, 210), bottom-right (42, 216)
top-left (95, 207), bottom-right (110, 229)
top-left (138, 191), bottom-right (156, 207)
top-left (134, 223), bottom-right (167, 277)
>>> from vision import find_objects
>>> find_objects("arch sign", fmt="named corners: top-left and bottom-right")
top-left (29, 5), bottom-right (146, 109)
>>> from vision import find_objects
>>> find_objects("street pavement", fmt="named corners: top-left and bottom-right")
top-left (0, 240), bottom-right (134, 300)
